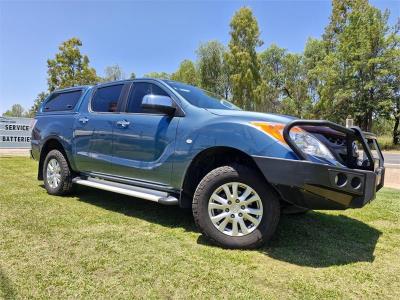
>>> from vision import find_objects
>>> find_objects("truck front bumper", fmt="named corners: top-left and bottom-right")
top-left (253, 156), bottom-right (385, 210)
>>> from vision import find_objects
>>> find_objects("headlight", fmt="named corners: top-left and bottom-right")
top-left (289, 130), bottom-right (335, 160)
top-left (250, 121), bottom-right (335, 161)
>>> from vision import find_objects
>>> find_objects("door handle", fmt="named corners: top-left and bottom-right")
top-left (79, 117), bottom-right (89, 124)
top-left (116, 120), bottom-right (130, 128)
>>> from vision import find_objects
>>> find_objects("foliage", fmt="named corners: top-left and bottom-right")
top-left (27, 38), bottom-right (99, 115)
top-left (372, 117), bottom-right (395, 136)
top-left (129, 72), bottom-right (136, 79)
top-left (389, 22), bottom-right (400, 144)
top-left (143, 72), bottom-right (171, 80)
top-left (47, 37), bottom-right (100, 92)
top-left (309, 0), bottom-right (399, 133)
top-left (257, 45), bottom-right (311, 118)
top-left (256, 44), bottom-right (286, 112)
top-left (26, 92), bottom-right (49, 117)
top-left (303, 38), bottom-right (326, 109)
top-left (280, 53), bottom-right (311, 118)
top-left (377, 135), bottom-right (400, 151)
top-left (225, 7), bottom-right (263, 109)
top-left (197, 40), bottom-right (230, 98)
top-left (103, 64), bottom-right (125, 82)
top-left (2, 104), bottom-right (25, 117)
top-left (171, 59), bottom-right (198, 85)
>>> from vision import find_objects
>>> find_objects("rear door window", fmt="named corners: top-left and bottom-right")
top-left (91, 84), bottom-right (124, 112)
top-left (44, 90), bottom-right (82, 112)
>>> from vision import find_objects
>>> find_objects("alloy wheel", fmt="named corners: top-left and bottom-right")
top-left (208, 182), bottom-right (263, 236)
top-left (46, 158), bottom-right (61, 189)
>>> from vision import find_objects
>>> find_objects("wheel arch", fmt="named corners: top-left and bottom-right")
top-left (38, 137), bottom-right (73, 180)
top-left (179, 146), bottom-right (271, 208)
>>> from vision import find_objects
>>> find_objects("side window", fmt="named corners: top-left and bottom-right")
top-left (44, 90), bottom-right (82, 112)
top-left (126, 83), bottom-right (169, 113)
top-left (91, 84), bottom-right (124, 112)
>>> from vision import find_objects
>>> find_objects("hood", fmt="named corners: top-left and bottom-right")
top-left (206, 109), bottom-right (297, 124)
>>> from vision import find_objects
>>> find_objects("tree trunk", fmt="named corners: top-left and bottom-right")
top-left (393, 116), bottom-right (400, 145)
top-left (366, 110), bottom-right (372, 132)
top-left (360, 111), bottom-right (373, 132)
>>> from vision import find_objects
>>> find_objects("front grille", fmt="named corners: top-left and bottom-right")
top-left (327, 136), bottom-right (345, 146)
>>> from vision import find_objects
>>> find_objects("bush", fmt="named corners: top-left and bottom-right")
top-left (377, 135), bottom-right (400, 151)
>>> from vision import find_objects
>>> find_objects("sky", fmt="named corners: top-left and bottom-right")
top-left (0, 0), bottom-right (399, 114)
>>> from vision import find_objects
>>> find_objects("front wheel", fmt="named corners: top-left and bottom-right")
top-left (192, 164), bottom-right (280, 249)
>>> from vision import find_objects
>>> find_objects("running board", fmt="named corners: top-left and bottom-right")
top-left (72, 177), bottom-right (178, 205)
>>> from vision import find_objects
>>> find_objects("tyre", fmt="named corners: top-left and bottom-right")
top-left (43, 149), bottom-right (74, 195)
top-left (192, 164), bottom-right (280, 249)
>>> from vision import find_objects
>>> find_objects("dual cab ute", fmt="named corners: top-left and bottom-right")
top-left (31, 79), bottom-right (385, 249)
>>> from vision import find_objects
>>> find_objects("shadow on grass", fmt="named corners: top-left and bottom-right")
top-left (262, 211), bottom-right (381, 267)
top-left (0, 268), bottom-right (16, 300)
top-left (67, 186), bottom-right (381, 268)
top-left (74, 186), bottom-right (197, 232)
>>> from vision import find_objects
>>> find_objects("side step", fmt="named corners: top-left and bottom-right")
top-left (72, 177), bottom-right (178, 205)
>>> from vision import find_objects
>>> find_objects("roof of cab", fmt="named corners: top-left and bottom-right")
top-left (52, 85), bottom-right (92, 93)
top-left (94, 78), bottom-right (167, 86)
top-left (52, 78), bottom-right (173, 93)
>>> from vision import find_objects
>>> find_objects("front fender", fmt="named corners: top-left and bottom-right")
top-left (171, 117), bottom-right (297, 188)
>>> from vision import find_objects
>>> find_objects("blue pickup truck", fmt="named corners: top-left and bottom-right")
top-left (31, 78), bottom-right (385, 248)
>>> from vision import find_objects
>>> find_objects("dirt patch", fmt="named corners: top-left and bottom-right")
top-left (0, 149), bottom-right (30, 157)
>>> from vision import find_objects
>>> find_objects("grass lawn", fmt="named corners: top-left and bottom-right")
top-left (1, 157), bottom-right (399, 299)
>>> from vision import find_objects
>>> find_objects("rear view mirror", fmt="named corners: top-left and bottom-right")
top-left (141, 95), bottom-right (176, 115)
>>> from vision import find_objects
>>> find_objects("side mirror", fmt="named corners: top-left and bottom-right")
top-left (141, 94), bottom-right (176, 115)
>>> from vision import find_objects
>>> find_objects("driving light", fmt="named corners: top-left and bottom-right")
top-left (250, 121), bottom-right (335, 161)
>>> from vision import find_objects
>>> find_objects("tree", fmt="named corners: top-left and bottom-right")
top-left (225, 7), bottom-right (263, 110)
top-left (47, 37), bottom-right (99, 92)
top-left (129, 72), bottom-right (136, 79)
top-left (322, 0), bottom-right (364, 51)
top-left (303, 38), bottom-right (326, 110)
top-left (280, 53), bottom-right (311, 118)
top-left (389, 23), bottom-right (400, 144)
top-left (103, 64), bottom-right (125, 81)
top-left (2, 104), bottom-right (25, 117)
top-left (27, 92), bottom-right (49, 117)
top-left (393, 89), bottom-right (400, 144)
top-left (197, 41), bottom-right (230, 98)
top-left (143, 72), bottom-right (171, 80)
top-left (256, 44), bottom-right (286, 112)
top-left (28, 38), bottom-right (99, 116)
top-left (171, 60), bottom-right (198, 85)
top-left (313, 0), bottom-right (398, 131)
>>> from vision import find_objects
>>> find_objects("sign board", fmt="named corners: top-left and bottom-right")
top-left (0, 116), bottom-right (33, 149)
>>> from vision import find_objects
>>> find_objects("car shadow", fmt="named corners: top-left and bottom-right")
top-left (73, 186), bottom-right (197, 232)
top-left (198, 211), bottom-right (381, 267)
top-left (66, 186), bottom-right (381, 268)
top-left (264, 212), bottom-right (381, 267)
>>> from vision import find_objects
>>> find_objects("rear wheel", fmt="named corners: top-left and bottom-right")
top-left (192, 164), bottom-right (280, 249)
top-left (43, 149), bottom-right (74, 195)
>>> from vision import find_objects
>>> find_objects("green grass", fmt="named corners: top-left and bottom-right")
top-left (1, 157), bottom-right (399, 299)
top-left (377, 135), bottom-right (400, 151)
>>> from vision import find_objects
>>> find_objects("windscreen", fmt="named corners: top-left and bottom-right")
top-left (164, 81), bottom-right (239, 110)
